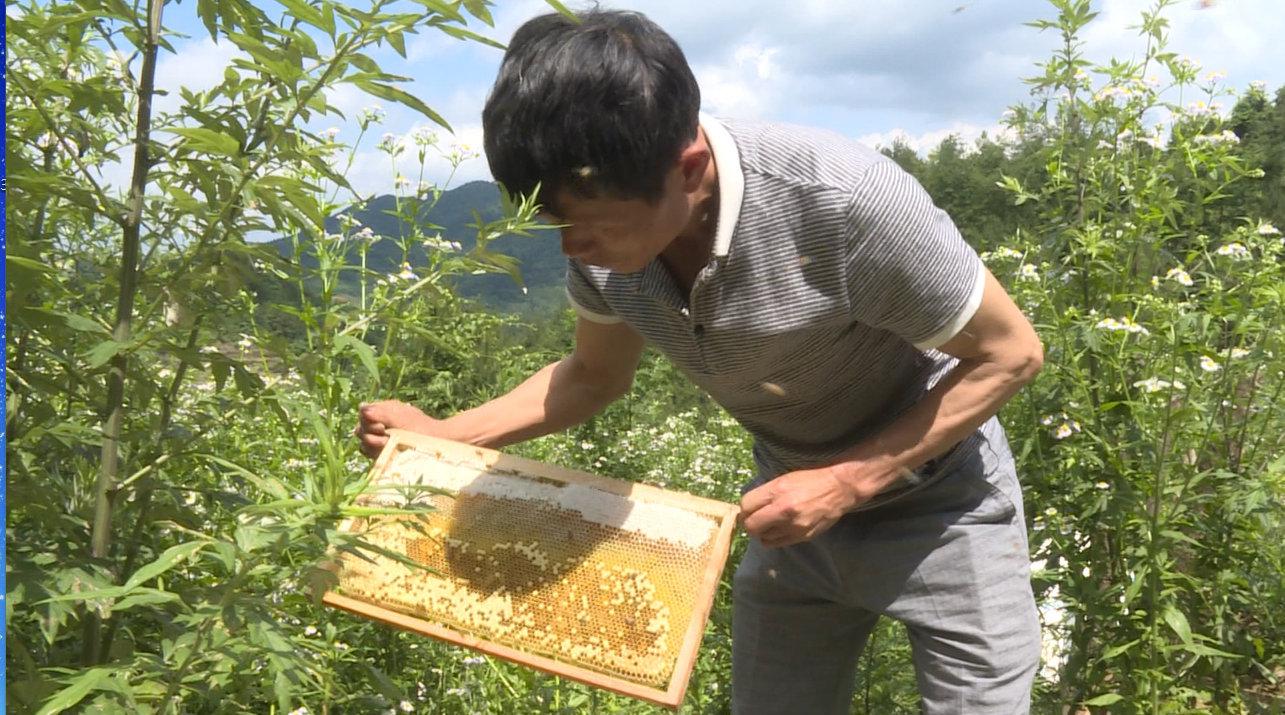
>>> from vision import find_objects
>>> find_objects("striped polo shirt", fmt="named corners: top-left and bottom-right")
top-left (566, 116), bottom-right (985, 487)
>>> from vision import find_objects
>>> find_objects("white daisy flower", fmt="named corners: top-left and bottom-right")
top-left (1133, 378), bottom-right (1187, 393)
top-left (358, 105), bottom-right (386, 127)
top-left (1164, 267), bottom-right (1193, 286)
top-left (1215, 242), bottom-right (1249, 259)
top-left (1054, 421), bottom-right (1081, 440)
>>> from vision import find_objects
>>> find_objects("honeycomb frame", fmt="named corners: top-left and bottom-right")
top-left (322, 429), bottom-right (740, 709)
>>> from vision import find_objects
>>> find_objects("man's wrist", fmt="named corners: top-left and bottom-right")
top-left (828, 459), bottom-right (902, 508)
top-left (436, 413), bottom-right (480, 445)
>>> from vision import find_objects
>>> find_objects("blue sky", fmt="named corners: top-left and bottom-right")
top-left (135, 0), bottom-right (1285, 197)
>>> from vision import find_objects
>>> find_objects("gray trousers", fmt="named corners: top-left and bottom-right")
top-left (732, 418), bottom-right (1040, 714)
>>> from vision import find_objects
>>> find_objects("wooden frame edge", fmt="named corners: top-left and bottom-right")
top-left (328, 428), bottom-right (744, 710)
top-left (664, 502), bottom-right (739, 705)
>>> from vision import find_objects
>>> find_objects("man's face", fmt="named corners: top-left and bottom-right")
top-left (544, 168), bottom-right (691, 273)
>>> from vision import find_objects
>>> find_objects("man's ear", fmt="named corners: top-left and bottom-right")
top-left (677, 140), bottom-right (712, 193)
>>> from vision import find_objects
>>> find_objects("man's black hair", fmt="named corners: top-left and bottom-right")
top-left (481, 9), bottom-right (701, 214)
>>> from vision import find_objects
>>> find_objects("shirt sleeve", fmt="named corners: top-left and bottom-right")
top-left (565, 259), bottom-right (623, 324)
top-left (844, 159), bottom-right (985, 350)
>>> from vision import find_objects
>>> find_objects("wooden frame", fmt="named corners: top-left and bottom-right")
top-left (322, 429), bottom-right (741, 710)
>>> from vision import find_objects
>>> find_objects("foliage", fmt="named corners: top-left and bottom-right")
top-left (996, 0), bottom-right (1285, 711)
top-left (5, 0), bottom-right (548, 711)
top-left (6, 0), bottom-right (1285, 713)
top-left (273, 181), bottom-right (567, 314)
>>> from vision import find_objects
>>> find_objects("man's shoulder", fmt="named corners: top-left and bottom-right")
top-left (718, 117), bottom-right (890, 194)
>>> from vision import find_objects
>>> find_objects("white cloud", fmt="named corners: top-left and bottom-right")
top-left (333, 122), bottom-right (491, 199)
top-left (1082, 0), bottom-right (1281, 90)
top-left (695, 66), bottom-right (767, 118)
top-left (733, 42), bottom-right (780, 80)
top-left (322, 83), bottom-right (370, 123)
top-left (89, 0), bottom-right (1285, 207)
top-left (857, 122), bottom-right (1012, 156)
top-left (153, 37), bottom-right (244, 114)
top-left (582, 0), bottom-right (1279, 137)
top-left (693, 40), bottom-right (787, 118)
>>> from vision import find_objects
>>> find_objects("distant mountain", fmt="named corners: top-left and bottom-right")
top-left (271, 181), bottom-right (566, 312)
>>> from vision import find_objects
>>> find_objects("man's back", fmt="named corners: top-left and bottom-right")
top-left (569, 117), bottom-right (985, 482)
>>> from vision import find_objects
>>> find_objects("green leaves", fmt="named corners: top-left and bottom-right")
top-left (996, 174), bottom-right (1036, 205)
top-left (40, 542), bottom-right (208, 610)
top-left (84, 339), bottom-right (127, 369)
top-left (170, 127), bottom-right (242, 158)
top-left (126, 541), bottom-right (208, 591)
top-left (273, 0), bottom-right (328, 33)
top-left (1082, 692), bottom-right (1124, 707)
top-left (993, 1), bottom-right (1285, 708)
top-left (350, 78), bottom-right (451, 131)
top-left (1161, 604), bottom-right (1192, 644)
top-left (5, 1), bottom-right (564, 712)
top-left (542, 0), bottom-right (579, 21)
top-left (334, 333), bottom-right (379, 384)
top-left (203, 454), bottom-right (292, 501)
top-left (35, 667), bottom-right (126, 715)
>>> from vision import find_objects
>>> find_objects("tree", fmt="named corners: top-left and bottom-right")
top-left (5, 0), bottom-right (551, 710)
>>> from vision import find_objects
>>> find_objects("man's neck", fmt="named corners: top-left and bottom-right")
top-left (661, 130), bottom-right (721, 295)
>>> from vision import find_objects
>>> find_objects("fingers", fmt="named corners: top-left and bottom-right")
top-left (359, 402), bottom-right (391, 433)
top-left (739, 480), bottom-right (776, 519)
top-left (359, 431), bottom-right (388, 459)
top-left (740, 503), bottom-right (784, 538)
top-left (740, 479), bottom-right (826, 548)
top-left (752, 518), bottom-right (809, 548)
top-left (741, 480), bottom-right (793, 537)
top-left (356, 402), bottom-right (396, 459)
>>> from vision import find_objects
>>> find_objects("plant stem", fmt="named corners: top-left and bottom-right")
top-left (100, 320), bottom-right (204, 661)
top-left (83, 0), bottom-right (163, 667)
top-left (1144, 330), bottom-right (1181, 711)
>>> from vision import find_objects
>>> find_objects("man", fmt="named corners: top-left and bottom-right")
top-left (357, 9), bottom-right (1043, 713)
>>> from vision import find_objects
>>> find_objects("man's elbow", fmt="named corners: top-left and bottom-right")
top-left (576, 361), bottom-right (635, 405)
top-left (1013, 335), bottom-right (1044, 385)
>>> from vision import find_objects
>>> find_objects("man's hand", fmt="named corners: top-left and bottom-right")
top-left (740, 467), bottom-right (880, 549)
top-left (355, 400), bottom-right (441, 458)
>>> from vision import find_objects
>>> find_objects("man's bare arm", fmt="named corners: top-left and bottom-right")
top-left (357, 317), bottom-right (645, 456)
top-left (741, 267), bottom-right (1044, 547)
top-left (830, 266), bottom-right (1044, 491)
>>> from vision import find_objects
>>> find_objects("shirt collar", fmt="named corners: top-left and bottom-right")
top-left (699, 113), bottom-right (744, 258)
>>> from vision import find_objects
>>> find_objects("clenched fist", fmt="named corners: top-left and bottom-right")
top-left (354, 400), bottom-right (442, 458)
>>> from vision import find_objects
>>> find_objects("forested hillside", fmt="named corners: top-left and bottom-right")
top-left (269, 181), bottom-right (565, 313)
